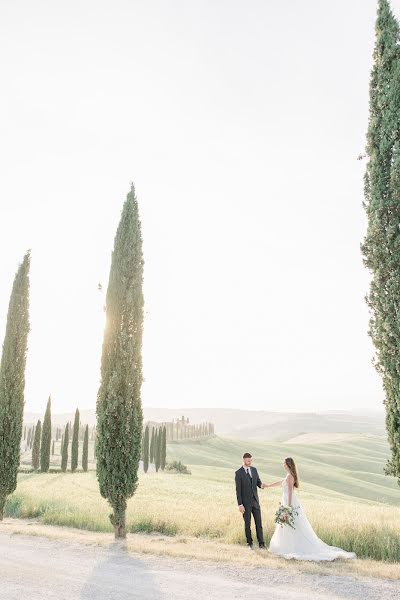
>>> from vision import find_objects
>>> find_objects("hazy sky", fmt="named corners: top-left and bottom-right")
top-left (0, 0), bottom-right (391, 415)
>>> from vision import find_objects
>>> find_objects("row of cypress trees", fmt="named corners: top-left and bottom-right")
top-left (142, 425), bottom-right (167, 473)
top-left (29, 405), bottom-right (89, 472)
top-left (60, 419), bottom-right (89, 472)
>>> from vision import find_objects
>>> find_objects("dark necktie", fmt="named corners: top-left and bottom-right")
top-left (246, 468), bottom-right (252, 480)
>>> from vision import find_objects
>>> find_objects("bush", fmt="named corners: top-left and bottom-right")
top-left (165, 461), bottom-right (191, 474)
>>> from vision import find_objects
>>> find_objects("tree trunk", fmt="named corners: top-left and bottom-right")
top-left (0, 495), bottom-right (5, 520)
top-left (111, 507), bottom-right (126, 539)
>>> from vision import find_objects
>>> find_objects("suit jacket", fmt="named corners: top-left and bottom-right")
top-left (235, 465), bottom-right (262, 508)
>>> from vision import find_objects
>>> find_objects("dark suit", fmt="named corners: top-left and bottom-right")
top-left (235, 465), bottom-right (264, 547)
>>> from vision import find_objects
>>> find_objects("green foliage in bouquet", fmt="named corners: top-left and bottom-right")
top-left (274, 503), bottom-right (299, 529)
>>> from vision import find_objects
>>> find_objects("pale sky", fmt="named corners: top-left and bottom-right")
top-left (0, 0), bottom-right (391, 415)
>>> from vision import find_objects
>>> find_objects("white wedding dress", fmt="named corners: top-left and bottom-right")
top-left (268, 474), bottom-right (356, 561)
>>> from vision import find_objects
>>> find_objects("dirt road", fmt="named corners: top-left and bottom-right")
top-left (0, 532), bottom-right (398, 600)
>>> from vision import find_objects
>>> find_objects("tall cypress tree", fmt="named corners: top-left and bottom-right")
top-left (161, 426), bottom-right (167, 471)
top-left (153, 428), bottom-right (158, 468)
top-left (52, 440), bottom-right (55, 455)
top-left (71, 408), bottom-right (80, 472)
top-left (61, 424), bottom-right (69, 472)
top-left (32, 420), bottom-right (41, 470)
top-left (0, 252), bottom-right (30, 519)
top-left (150, 427), bottom-right (155, 463)
top-left (96, 183), bottom-right (144, 538)
top-left (40, 396), bottom-right (52, 472)
top-left (143, 425), bottom-right (150, 473)
top-left (155, 428), bottom-right (161, 472)
top-left (82, 424), bottom-right (89, 472)
top-left (362, 0), bottom-right (400, 484)
top-left (30, 425), bottom-right (35, 449)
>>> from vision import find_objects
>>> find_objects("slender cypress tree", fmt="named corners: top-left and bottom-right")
top-left (32, 420), bottom-right (42, 470)
top-left (362, 0), bottom-right (400, 484)
top-left (60, 433), bottom-right (64, 456)
top-left (0, 252), bottom-right (30, 519)
top-left (51, 440), bottom-right (55, 455)
top-left (40, 396), bottom-right (52, 472)
top-left (143, 425), bottom-right (150, 473)
top-left (155, 428), bottom-right (161, 472)
top-left (150, 427), bottom-right (155, 463)
top-left (27, 427), bottom-right (31, 448)
top-left (161, 426), bottom-right (167, 471)
top-left (153, 428), bottom-right (158, 468)
top-left (30, 425), bottom-right (35, 449)
top-left (96, 184), bottom-right (144, 538)
top-left (71, 408), bottom-right (80, 472)
top-left (82, 424), bottom-right (89, 472)
top-left (61, 424), bottom-right (69, 472)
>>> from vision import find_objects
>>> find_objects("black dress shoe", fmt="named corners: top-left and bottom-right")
top-left (247, 544), bottom-right (254, 549)
top-left (259, 544), bottom-right (266, 549)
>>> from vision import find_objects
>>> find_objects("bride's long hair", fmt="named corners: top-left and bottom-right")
top-left (285, 457), bottom-right (299, 488)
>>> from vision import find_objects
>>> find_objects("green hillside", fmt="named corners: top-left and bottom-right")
top-left (167, 434), bottom-right (399, 506)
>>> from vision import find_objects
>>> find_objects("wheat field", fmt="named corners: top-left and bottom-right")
top-left (6, 433), bottom-right (400, 562)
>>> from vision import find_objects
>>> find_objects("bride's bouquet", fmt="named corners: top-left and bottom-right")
top-left (274, 503), bottom-right (299, 529)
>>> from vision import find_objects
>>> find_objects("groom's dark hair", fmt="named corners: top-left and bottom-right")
top-left (243, 452), bottom-right (252, 459)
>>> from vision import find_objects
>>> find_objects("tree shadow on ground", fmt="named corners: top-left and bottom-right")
top-left (80, 542), bottom-right (163, 600)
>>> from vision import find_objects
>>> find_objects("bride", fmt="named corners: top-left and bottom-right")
top-left (266, 457), bottom-right (356, 561)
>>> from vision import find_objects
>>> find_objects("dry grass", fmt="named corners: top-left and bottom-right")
top-left (5, 469), bottom-right (400, 563)
top-left (1, 518), bottom-right (399, 581)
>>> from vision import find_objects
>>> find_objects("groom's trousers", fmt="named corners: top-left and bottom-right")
top-left (243, 499), bottom-right (264, 546)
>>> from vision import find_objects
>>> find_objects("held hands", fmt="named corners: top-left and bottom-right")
top-left (261, 482), bottom-right (269, 489)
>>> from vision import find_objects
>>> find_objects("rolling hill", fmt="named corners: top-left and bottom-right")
top-left (24, 407), bottom-right (386, 441)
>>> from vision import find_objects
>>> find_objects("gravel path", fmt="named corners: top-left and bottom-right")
top-left (0, 532), bottom-right (398, 600)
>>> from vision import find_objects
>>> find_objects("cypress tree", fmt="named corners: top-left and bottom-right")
top-left (362, 0), bottom-right (400, 484)
top-left (40, 396), bottom-right (52, 472)
top-left (0, 252), bottom-right (30, 519)
top-left (30, 425), bottom-right (35, 449)
top-left (140, 430), bottom-right (144, 461)
top-left (27, 427), bottom-right (31, 448)
top-left (51, 440), bottom-right (55, 455)
top-left (60, 433), bottom-right (64, 456)
top-left (32, 420), bottom-right (41, 470)
top-left (23, 426), bottom-right (26, 441)
top-left (61, 424), bottom-right (69, 472)
top-left (161, 426), bottom-right (167, 471)
top-left (96, 184), bottom-right (144, 538)
top-left (82, 424), bottom-right (89, 472)
top-left (143, 425), bottom-right (150, 473)
top-left (71, 408), bottom-right (80, 472)
top-left (153, 428), bottom-right (158, 468)
top-left (155, 428), bottom-right (161, 472)
top-left (150, 427), bottom-right (155, 463)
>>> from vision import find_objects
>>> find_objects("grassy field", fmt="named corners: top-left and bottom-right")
top-left (7, 433), bottom-right (400, 563)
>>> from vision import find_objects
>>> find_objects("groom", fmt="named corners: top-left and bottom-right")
top-left (235, 452), bottom-right (266, 549)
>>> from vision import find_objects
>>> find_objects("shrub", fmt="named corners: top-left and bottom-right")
top-left (165, 461), bottom-right (191, 474)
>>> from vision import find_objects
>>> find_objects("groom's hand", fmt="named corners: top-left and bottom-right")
top-left (261, 483), bottom-right (268, 489)
top-left (238, 504), bottom-right (245, 514)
